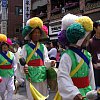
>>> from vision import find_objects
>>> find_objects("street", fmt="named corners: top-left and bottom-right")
top-left (0, 86), bottom-right (56, 100)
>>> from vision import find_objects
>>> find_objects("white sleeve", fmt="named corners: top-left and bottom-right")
top-left (57, 53), bottom-right (80, 100)
top-left (89, 61), bottom-right (96, 90)
top-left (12, 54), bottom-right (17, 72)
top-left (43, 44), bottom-right (52, 69)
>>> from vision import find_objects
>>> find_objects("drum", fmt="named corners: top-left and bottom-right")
top-left (47, 67), bottom-right (58, 92)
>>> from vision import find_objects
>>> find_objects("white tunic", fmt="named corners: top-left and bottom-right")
top-left (57, 52), bottom-right (95, 100)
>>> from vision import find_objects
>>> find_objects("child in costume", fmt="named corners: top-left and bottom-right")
top-left (57, 14), bottom-right (95, 100)
top-left (0, 34), bottom-right (17, 100)
top-left (21, 17), bottom-right (55, 100)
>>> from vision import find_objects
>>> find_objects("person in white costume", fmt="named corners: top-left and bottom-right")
top-left (0, 35), bottom-right (17, 100)
top-left (14, 43), bottom-right (25, 93)
top-left (21, 17), bottom-right (56, 100)
top-left (57, 14), bottom-right (95, 100)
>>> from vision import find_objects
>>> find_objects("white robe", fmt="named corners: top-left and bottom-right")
top-left (57, 52), bottom-right (95, 100)
top-left (21, 41), bottom-right (52, 100)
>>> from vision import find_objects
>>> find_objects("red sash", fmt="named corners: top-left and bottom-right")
top-left (0, 65), bottom-right (13, 69)
top-left (72, 76), bottom-right (89, 88)
top-left (28, 59), bottom-right (44, 67)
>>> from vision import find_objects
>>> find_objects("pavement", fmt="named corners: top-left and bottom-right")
top-left (0, 86), bottom-right (56, 100)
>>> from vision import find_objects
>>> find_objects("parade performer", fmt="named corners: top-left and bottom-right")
top-left (21, 17), bottom-right (55, 100)
top-left (56, 15), bottom-right (95, 100)
top-left (0, 34), bottom-right (17, 100)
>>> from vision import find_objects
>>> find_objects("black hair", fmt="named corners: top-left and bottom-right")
top-left (51, 41), bottom-right (58, 48)
top-left (90, 20), bottom-right (100, 38)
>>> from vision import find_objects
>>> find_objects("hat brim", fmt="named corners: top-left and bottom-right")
top-left (24, 28), bottom-right (48, 40)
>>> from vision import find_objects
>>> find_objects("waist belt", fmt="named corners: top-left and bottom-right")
top-left (72, 76), bottom-right (89, 88)
top-left (0, 65), bottom-right (13, 69)
top-left (28, 59), bottom-right (44, 67)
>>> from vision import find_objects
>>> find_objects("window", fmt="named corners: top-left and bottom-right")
top-left (15, 6), bottom-right (23, 16)
top-left (16, 28), bottom-right (20, 33)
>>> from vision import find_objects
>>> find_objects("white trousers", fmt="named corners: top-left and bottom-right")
top-left (26, 79), bottom-right (49, 100)
top-left (0, 76), bottom-right (15, 100)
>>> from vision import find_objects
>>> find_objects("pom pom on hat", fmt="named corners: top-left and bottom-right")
top-left (58, 30), bottom-right (68, 46)
top-left (41, 25), bottom-right (48, 39)
top-left (66, 23), bottom-right (86, 44)
top-left (26, 17), bottom-right (43, 28)
top-left (61, 13), bottom-right (79, 30)
top-left (0, 34), bottom-right (7, 42)
top-left (42, 25), bottom-right (48, 35)
top-left (7, 38), bottom-right (12, 45)
top-left (75, 16), bottom-right (93, 32)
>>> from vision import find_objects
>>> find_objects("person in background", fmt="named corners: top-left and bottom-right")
top-left (48, 41), bottom-right (58, 60)
top-left (14, 42), bottom-right (25, 94)
top-left (0, 34), bottom-right (17, 100)
top-left (45, 41), bottom-right (51, 51)
top-left (87, 20), bottom-right (100, 89)
top-left (56, 14), bottom-right (95, 100)
top-left (21, 17), bottom-right (56, 100)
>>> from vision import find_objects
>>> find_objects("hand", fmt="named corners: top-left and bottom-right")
top-left (23, 64), bottom-right (29, 74)
top-left (74, 94), bottom-right (84, 100)
top-left (51, 60), bottom-right (56, 67)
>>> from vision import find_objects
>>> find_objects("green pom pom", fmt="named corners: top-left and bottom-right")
top-left (22, 26), bottom-right (33, 38)
top-left (66, 23), bottom-right (86, 44)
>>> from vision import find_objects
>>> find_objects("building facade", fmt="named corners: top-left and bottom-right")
top-left (31, 0), bottom-right (100, 40)
top-left (7, 0), bottom-right (23, 39)
top-left (5, 0), bottom-right (100, 40)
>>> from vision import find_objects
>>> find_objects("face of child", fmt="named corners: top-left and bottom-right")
top-left (2, 44), bottom-right (9, 52)
top-left (31, 28), bottom-right (41, 42)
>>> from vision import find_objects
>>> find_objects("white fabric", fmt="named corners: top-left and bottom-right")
top-left (14, 47), bottom-right (25, 83)
top-left (0, 76), bottom-right (15, 100)
top-left (21, 41), bottom-right (52, 100)
top-left (57, 52), bottom-right (95, 100)
top-left (48, 48), bottom-right (57, 59)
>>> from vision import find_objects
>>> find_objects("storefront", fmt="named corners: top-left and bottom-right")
top-left (49, 20), bottom-right (61, 40)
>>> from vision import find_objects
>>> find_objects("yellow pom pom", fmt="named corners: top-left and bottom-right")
top-left (29, 17), bottom-right (43, 28)
top-left (0, 34), bottom-right (7, 42)
top-left (75, 16), bottom-right (93, 32)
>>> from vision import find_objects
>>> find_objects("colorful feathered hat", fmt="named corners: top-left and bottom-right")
top-left (58, 14), bottom-right (93, 46)
top-left (0, 34), bottom-right (12, 46)
top-left (22, 17), bottom-right (48, 40)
